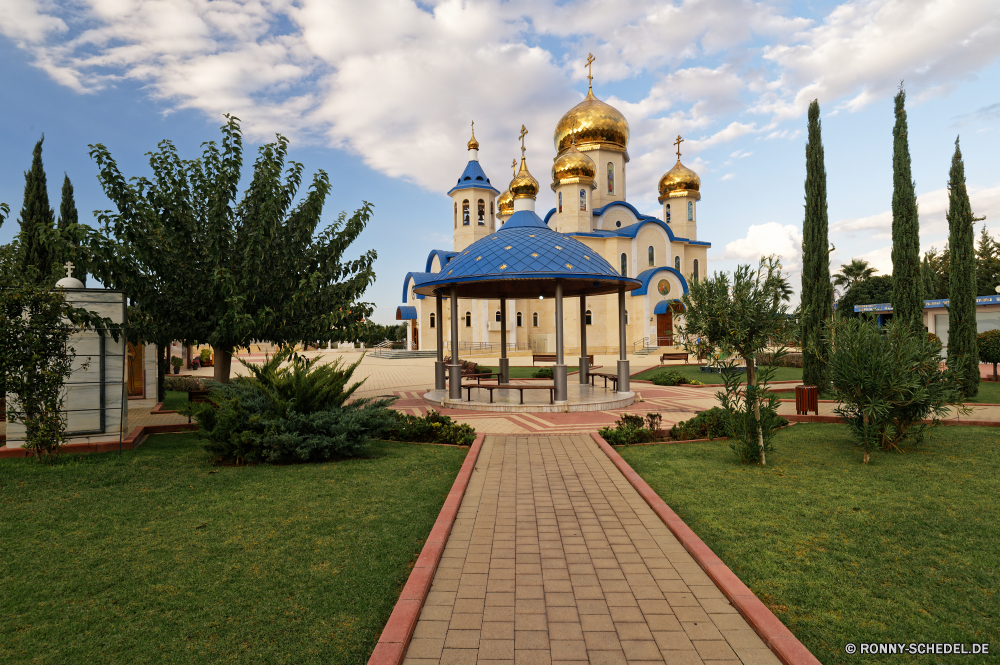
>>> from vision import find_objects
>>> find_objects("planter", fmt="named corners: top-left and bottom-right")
top-left (172, 367), bottom-right (180, 374)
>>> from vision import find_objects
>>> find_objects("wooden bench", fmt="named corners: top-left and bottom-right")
top-left (447, 372), bottom-right (502, 384)
top-left (589, 372), bottom-right (620, 390)
top-left (660, 352), bottom-right (689, 364)
top-left (533, 353), bottom-right (595, 366)
top-left (463, 383), bottom-right (555, 404)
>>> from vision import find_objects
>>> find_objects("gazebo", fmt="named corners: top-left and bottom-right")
top-left (413, 141), bottom-right (641, 407)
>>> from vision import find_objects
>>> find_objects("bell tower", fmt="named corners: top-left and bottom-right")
top-left (658, 135), bottom-right (701, 240)
top-left (449, 122), bottom-right (500, 252)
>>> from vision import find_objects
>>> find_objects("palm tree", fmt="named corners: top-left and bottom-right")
top-left (833, 258), bottom-right (877, 290)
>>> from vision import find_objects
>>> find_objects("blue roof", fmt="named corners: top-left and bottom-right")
top-left (425, 250), bottom-right (457, 273)
top-left (413, 209), bottom-right (641, 298)
top-left (632, 267), bottom-right (689, 296)
top-left (447, 160), bottom-right (501, 195)
top-left (402, 272), bottom-right (436, 302)
top-left (396, 305), bottom-right (417, 320)
top-left (653, 300), bottom-right (683, 315)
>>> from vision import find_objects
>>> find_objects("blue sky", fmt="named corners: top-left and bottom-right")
top-left (2, 0), bottom-right (999, 323)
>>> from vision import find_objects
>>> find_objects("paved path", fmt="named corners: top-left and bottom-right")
top-left (403, 435), bottom-right (780, 665)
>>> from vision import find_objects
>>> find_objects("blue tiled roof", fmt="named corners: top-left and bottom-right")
top-left (396, 305), bottom-right (417, 320)
top-left (413, 210), bottom-right (641, 298)
top-left (424, 250), bottom-right (457, 273)
top-left (447, 160), bottom-right (501, 195)
top-left (541, 203), bottom-right (711, 247)
top-left (632, 267), bottom-right (689, 296)
top-left (402, 272), bottom-right (436, 302)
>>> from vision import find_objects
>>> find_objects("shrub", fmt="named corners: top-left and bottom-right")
top-left (827, 317), bottom-right (962, 464)
top-left (199, 348), bottom-right (212, 363)
top-left (388, 409), bottom-right (476, 446)
top-left (533, 367), bottom-right (553, 379)
top-left (651, 370), bottom-right (690, 386)
top-left (977, 329), bottom-right (1000, 380)
top-left (718, 347), bottom-right (788, 464)
top-left (757, 352), bottom-right (803, 368)
top-left (599, 413), bottom-right (654, 446)
top-left (163, 375), bottom-right (207, 392)
top-left (669, 407), bottom-right (729, 441)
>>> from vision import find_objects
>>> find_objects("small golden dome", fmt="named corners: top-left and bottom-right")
top-left (510, 156), bottom-right (539, 199)
top-left (658, 159), bottom-right (701, 203)
top-left (467, 130), bottom-right (479, 151)
top-left (551, 139), bottom-right (596, 188)
top-left (497, 189), bottom-right (514, 216)
top-left (553, 89), bottom-right (629, 154)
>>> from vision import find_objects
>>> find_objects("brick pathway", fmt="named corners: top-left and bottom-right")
top-left (403, 436), bottom-right (780, 665)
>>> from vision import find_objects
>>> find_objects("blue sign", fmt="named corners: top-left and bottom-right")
top-left (854, 294), bottom-right (1000, 313)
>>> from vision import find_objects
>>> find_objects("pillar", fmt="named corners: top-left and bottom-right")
top-left (554, 280), bottom-right (568, 402)
top-left (578, 295), bottom-right (589, 384)
top-left (499, 298), bottom-right (509, 384)
top-left (617, 286), bottom-right (630, 394)
top-left (435, 293), bottom-right (445, 391)
top-left (449, 286), bottom-right (462, 400)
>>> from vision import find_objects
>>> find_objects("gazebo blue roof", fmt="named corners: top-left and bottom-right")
top-left (447, 160), bottom-right (501, 195)
top-left (413, 209), bottom-right (641, 299)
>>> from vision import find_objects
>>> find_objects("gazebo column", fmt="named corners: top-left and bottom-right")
top-left (435, 292), bottom-right (446, 391)
top-left (617, 286), bottom-right (630, 394)
top-left (499, 298), bottom-right (509, 384)
top-left (578, 295), bottom-right (589, 385)
top-left (449, 286), bottom-right (462, 400)
top-left (554, 280), bottom-right (568, 402)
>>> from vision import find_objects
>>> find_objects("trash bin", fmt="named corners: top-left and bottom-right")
top-left (795, 385), bottom-right (818, 415)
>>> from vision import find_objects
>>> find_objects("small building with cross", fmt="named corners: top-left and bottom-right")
top-left (397, 59), bottom-right (710, 356)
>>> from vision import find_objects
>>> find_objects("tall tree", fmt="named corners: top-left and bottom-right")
top-left (56, 174), bottom-right (87, 286)
top-left (833, 258), bottom-right (877, 290)
top-left (89, 115), bottom-right (378, 385)
top-left (946, 137), bottom-right (979, 398)
top-left (975, 225), bottom-right (1000, 296)
top-left (16, 137), bottom-right (58, 284)
top-left (890, 84), bottom-right (923, 329)
top-left (800, 99), bottom-right (833, 390)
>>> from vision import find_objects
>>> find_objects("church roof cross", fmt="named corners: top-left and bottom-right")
top-left (64, 261), bottom-right (75, 279)
top-left (673, 135), bottom-right (684, 160)
top-left (519, 125), bottom-right (528, 158)
top-left (586, 53), bottom-right (595, 90)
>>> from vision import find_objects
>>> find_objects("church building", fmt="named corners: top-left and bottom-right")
top-left (397, 62), bottom-right (710, 355)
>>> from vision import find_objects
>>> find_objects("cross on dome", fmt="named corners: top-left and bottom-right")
top-left (674, 135), bottom-right (684, 160)
top-left (64, 261), bottom-right (75, 278)
top-left (519, 125), bottom-right (528, 157)
top-left (585, 53), bottom-right (595, 91)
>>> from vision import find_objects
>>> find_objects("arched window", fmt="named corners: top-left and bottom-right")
top-left (477, 199), bottom-right (485, 225)
top-left (532, 312), bottom-right (538, 327)
top-left (693, 259), bottom-right (699, 281)
top-left (674, 256), bottom-right (681, 271)
top-left (517, 312), bottom-right (523, 327)
top-left (454, 202), bottom-right (458, 227)
top-left (579, 189), bottom-right (587, 211)
top-left (625, 310), bottom-right (629, 325)
top-left (558, 191), bottom-right (562, 213)
top-left (429, 313), bottom-right (436, 328)
top-left (465, 311), bottom-right (471, 327)
top-left (688, 201), bottom-right (693, 221)
top-left (620, 253), bottom-right (627, 277)
top-left (495, 310), bottom-right (501, 322)
top-left (490, 200), bottom-right (494, 227)
top-left (607, 162), bottom-right (614, 194)
top-left (648, 246), bottom-right (654, 267)
top-left (462, 200), bottom-right (470, 225)
top-left (585, 309), bottom-right (592, 325)
top-left (665, 202), bottom-right (671, 223)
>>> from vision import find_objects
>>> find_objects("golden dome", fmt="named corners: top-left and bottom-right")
top-left (553, 88), bottom-right (629, 154)
top-left (658, 159), bottom-right (701, 203)
top-left (551, 139), bottom-right (596, 188)
top-left (497, 189), bottom-right (514, 216)
top-left (509, 156), bottom-right (539, 199)
top-left (467, 129), bottom-right (479, 151)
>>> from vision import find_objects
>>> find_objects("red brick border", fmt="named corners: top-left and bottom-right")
top-left (0, 423), bottom-right (198, 459)
top-left (368, 432), bottom-right (486, 665)
top-left (591, 431), bottom-right (821, 665)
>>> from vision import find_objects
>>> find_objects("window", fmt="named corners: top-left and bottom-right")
top-left (579, 189), bottom-right (586, 211)
top-left (495, 310), bottom-right (501, 322)
top-left (693, 259), bottom-right (699, 281)
top-left (648, 246), bottom-right (654, 267)
top-left (429, 313), bottom-right (435, 328)
top-left (688, 201), bottom-right (693, 221)
top-left (490, 200), bottom-right (494, 227)
top-left (625, 310), bottom-right (629, 325)
top-left (517, 312), bottom-right (523, 327)
top-left (462, 200), bottom-right (470, 225)
top-left (674, 256), bottom-right (681, 271)
top-left (620, 253), bottom-right (627, 277)
top-left (607, 162), bottom-right (614, 194)
top-left (478, 199), bottom-right (485, 225)
top-left (665, 202), bottom-right (671, 223)
top-left (532, 312), bottom-right (538, 327)
top-left (558, 191), bottom-right (562, 213)
top-left (585, 309), bottom-right (592, 325)
top-left (465, 311), bottom-right (471, 327)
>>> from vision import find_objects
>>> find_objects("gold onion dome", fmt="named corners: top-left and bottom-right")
top-left (509, 156), bottom-right (539, 199)
top-left (497, 188), bottom-right (514, 215)
top-left (658, 160), bottom-right (701, 203)
top-left (553, 88), bottom-right (630, 154)
top-left (551, 139), bottom-right (596, 188)
top-left (467, 129), bottom-right (479, 151)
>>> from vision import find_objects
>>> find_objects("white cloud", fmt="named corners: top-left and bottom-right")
top-left (721, 173), bottom-right (735, 180)
top-left (730, 149), bottom-right (752, 158)
top-left (714, 222), bottom-right (803, 271)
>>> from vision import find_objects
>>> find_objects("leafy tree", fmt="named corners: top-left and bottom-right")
top-left (836, 275), bottom-right (893, 318)
top-left (89, 115), bottom-right (378, 384)
top-left (975, 225), bottom-right (1000, 296)
top-left (890, 85), bottom-right (923, 330)
top-left (945, 137), bottom-right (979, 398)
top-left (833, 258), bottom-right (877, 290)
top-left (977, 330), bottom-right (1000, 381)
top-left (679, 257), bottom-right (793, 465)
top-left (800, 99), bottom-right (833, 391)
top-left (16, 137), bottom-right (59, 285)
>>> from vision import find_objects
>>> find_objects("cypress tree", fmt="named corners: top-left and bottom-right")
top-left (946, 137), bottom-right (979, 398)
top-left (976, 225), bottom-right (1000, 296)
top-left (57, 173), bottom-right (85, 285)
top-left (800, 99), bottom-right (832, 390)
top-left (890, 85), bottom-right (923, 329)
top-left (17, 136), bottom-right (57, 284)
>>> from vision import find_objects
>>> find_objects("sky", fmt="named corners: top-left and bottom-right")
top-left (2, 0), bottom-right (999, 323)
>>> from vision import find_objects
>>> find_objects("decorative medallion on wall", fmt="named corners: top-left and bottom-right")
top-left (657, 279), bottom-right (670, 296)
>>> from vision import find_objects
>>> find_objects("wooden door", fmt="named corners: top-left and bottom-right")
top-left (127, 343), bottom-right (145, 397)
top-left (656, 312), bottom-right (673, 346)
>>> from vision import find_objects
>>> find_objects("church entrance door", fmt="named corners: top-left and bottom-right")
top-left (127, 343), bottom-right (144, 397)
top-left (656, 312), bottom-right (673, 346)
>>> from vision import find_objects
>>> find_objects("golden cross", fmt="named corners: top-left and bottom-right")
top-left (673, 135), bottom-right (684, 160)
top-left (586, 53), bottom-right (595, 88)
top-left (471, 119), bottom-right (474, 134)
top-left (519, 125), bottom-right (528, 158)
top-left (511, 159), bottom-right (517, 176)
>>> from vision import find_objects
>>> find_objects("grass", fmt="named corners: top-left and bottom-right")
top-left (481, 365), bottom-right (579, 378)
top-left (771, 378), bottom-right (1000, 405)
top-left (0, 433), bottom-right (467, 665)
top-left (162, 389), bottom-right (189, 410)
top-left (619, 424), bottom-right (1000, 664)
top-left (633, 364), bottom-right (803, 384)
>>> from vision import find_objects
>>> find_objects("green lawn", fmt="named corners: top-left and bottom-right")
top-left (162, 389), bottom-right (189, 410)
top-left (481, 365), bottom-right (579, 378)
top-left (0, 433), bottom-right (467, 664)
top-left (619, 424), bottom-right (1000, 664)
top-left (772, 379), bottom-right (1000, 405)
top-left (633, 364), bottom-right (803, 384)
